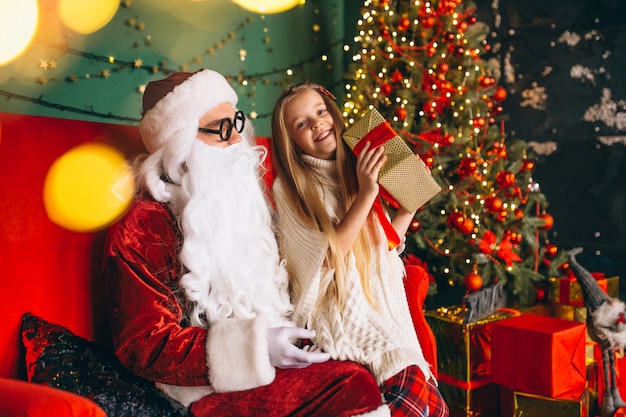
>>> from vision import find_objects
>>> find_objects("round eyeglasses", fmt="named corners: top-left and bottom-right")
top-left (198, 110), bottom-right (246, 141)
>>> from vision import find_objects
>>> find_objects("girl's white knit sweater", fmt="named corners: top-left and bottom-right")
top-left (273, 154), bottom-right (433, 384)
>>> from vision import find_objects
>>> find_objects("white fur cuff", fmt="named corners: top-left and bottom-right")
top-left (206, 317), bottom-right (275, 393)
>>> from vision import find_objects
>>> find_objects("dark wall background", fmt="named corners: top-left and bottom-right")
top-left (475, 0), bottom-right (625, 286)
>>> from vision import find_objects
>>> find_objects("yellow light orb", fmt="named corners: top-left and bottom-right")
top-left (230, 0), bottom-right (303, 14)
top-left (57, 0), bottom-right (119, 34)
top-left (0, 0), bottom-right (39, 65)
top-left (43, 143), bottom-right (135, 232)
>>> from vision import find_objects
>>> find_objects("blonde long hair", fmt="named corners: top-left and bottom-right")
top-left (270, 82), bottom-right (379, 308)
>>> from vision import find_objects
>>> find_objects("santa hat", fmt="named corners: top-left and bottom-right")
top-left (138, 69), bottom-right (238, 184)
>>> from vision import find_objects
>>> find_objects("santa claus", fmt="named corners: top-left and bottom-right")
top-left (102, 69), bottom-right (388, 416)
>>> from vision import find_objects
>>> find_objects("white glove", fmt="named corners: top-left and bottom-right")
top-left (267, 326), bottom-right (330, 369)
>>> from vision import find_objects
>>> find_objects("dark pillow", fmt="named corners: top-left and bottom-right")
top-left (21, 313), bottom-right (191, 417)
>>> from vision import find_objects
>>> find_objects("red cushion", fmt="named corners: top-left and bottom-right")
top-left (0, 377), bottom-right (107, 417)
top-left (404, 265), bottom-right (438, 378)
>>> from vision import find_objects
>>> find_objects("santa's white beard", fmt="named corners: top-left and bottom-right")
top-left (176, 139), bottom-right (293, 328)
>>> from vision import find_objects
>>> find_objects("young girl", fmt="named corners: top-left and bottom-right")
top-left (270, 82), bottom-right (448, 417)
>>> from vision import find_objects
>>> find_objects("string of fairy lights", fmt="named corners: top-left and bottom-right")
top-left (0, 1), bottom-right (346, 123)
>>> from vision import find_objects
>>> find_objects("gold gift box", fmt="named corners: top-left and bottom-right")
top-left (607, 275), bottom-right (620, 298)
top-left (548, 274), bottom-right (619, 307)
top-left (424, 306), bottom-right (520, 382)
top-left (439, 380), bottom-right (500, 417)
top-left (512, 389), bottom-right (589, 417)
top-left (343, 109), bottom-right (441, 212)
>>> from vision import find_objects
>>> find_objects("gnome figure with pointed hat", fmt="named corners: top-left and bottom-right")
top-left (569, 247), bottom-right (626, 417)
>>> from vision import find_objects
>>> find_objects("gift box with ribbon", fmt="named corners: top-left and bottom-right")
top-left (491, 314), bottom-right (587, 400)
top-left (438, 379), bottom-right (500, 417)
top-left (424, 306), bottom-right (520, 383)
top-left (548, 272), bottom-right (609, 307)
top-left (343, 108), bottom-right (441, 213)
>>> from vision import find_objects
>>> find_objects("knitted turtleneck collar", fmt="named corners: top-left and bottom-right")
top-left (301, 153), bottom-right (337, 173)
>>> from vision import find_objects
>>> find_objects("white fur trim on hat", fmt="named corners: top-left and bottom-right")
top-left (138, 69), bottom-right (238, 184)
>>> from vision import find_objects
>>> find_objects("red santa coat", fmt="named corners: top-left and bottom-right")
top-left (102, 195), bottom-right (387, 416)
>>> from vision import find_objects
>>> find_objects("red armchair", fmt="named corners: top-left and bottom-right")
top-left (0, 112), bottom-right (437, 411)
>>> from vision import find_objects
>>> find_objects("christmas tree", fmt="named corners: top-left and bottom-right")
top-left (343, 0), bottom-right (567, 307)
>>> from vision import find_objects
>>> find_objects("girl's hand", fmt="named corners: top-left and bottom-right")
top-left (356, 141), bottom-right (386, 198)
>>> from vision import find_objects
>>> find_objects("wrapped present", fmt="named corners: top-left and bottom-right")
top-left (548, 274), bottom-right (608, 307)
top-left (551, 303), bottom-right (588, 323)
top-left (607, 275), bottom-right (620, 298)
top-left (513, 390), bottom-right (589, 417)
top-left (438, 379), bottom-right (500, 417)
top-left (587, 358), bottom-right (600, 417)
top-left (492, 314), bottom-right (587, 400)
top-left (424, 306), bottom-right (520, 383)
top-left (343, 109), bottom-right (441, 213)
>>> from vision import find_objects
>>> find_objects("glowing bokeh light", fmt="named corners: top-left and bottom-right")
top-left (43, 143), bottom-right (135, 232)
top-left (0, 0), bottom-right (39, 65)
top-left (57, 0), bottom-right (119, 34)
top-left (231, 0), bottom-right (303, 14)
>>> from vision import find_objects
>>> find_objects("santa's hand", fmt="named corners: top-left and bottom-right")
top-left (267, 326), bottom-right (330, 369)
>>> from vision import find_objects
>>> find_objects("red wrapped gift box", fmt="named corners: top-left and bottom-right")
top-left (491, 314), bottom-right (587, 400)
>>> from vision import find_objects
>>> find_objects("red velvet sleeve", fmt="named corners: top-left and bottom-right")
top-left (102, 196), bottom-right (210, 386)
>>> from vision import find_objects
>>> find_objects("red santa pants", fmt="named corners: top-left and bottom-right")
top-left (190, 360), bottom-right (383, 417)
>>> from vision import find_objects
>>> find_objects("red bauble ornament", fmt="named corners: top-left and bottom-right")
top-left (380, 82), bottom-right (392, 96)
top-left (460, 218), bottom-right (475, 235)
top-left (472, 117), bottom-right (486, 128)
top-left (397, 16), bottom-right (411, 31)
top-left (497, 209), bottom-right (508, 222)
top-left (464, 271), bottom-right (483, 292)
top-left (410, 219), bottom-right (421, 232)
top-left (484, 196), bottom-right (503, 212)
top-left (538, 213), bottom-right (554, 230)
top-left (545, 244), bottom-right (558, 258)
top-left (535, 287), bottom-right (546, 302)
top-left (520, 159), bottom-right (535, 172)
top-left (447, 212), bottom-right (465, 229)
top-left (493, 85), bottom-right (507, 102)
top-left (444, 31), bottom-right (456, 43)
top-left (421, 16), bottom-right (436, 29)
top-left (443, 133), bottom-right (455, 146)
top-left (496, 170), bottom-right (516, 188)
top-left (421, 152), bottom-right (435, 169)
top-left (479, 75), bottom-right (495, 87)
top-left (439, 62), bottom-right (449, 74)
top-left (514, 208), bottom-right (524, 219)
top-left (391, 70), bottom-right (404, 83)
top-left (395, 107), bottom-right (407, 121)
top-left (457, 157), bottom-right (478, 177)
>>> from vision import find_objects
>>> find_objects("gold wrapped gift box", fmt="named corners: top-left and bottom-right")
top-left (424, 306), bottom-right (520, 383)
top-left (343, 109), bottom-right (441, 212)
top-left (548, 274), bottom-right (619, 307)
top-left (512, 389), bottom-right (590, 417)
top-left (438, 379), bottom-right (500, 417)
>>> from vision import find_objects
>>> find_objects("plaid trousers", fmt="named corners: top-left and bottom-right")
top-left (381, 365), bottom-right (449, 417)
